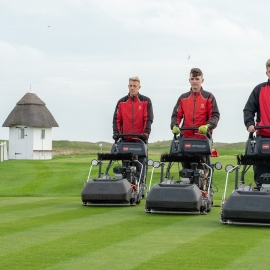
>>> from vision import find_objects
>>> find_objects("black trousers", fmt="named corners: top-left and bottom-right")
top-left (253, 164), bottom-right (270, 184)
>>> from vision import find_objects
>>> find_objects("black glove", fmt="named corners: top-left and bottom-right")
top-left (112, 133), bottom-right (119, 141)
top-left (141, 133), bottom-right (148, 142)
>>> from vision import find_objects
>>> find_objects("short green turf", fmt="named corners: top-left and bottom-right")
top-left (0, 153), bottom-right (266, 270)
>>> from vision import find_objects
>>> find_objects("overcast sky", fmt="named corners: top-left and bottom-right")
top-left (0, 0), bottom-right (269, 143)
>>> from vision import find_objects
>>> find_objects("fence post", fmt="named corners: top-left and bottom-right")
top-left (0, 142), bottom-right (3, 162)
top-left (3, 142), bottom-right (8, 160)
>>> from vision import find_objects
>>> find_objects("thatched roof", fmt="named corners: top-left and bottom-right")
top-left (2, 92), bottom-right (59, 128)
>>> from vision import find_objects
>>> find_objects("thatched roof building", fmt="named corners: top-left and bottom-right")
top-left (2, 92), bottom-right (59, 127)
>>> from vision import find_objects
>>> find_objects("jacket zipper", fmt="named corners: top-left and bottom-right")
top-left (132, 97), bottom-right (134, 134)
top-left (192, 92), bottom-right (197, 136)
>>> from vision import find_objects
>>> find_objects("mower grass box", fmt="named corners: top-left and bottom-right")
top-left (82, 179), bottom-right (133, 205)
top-left (222, 190), bottom-right (270, 223)
top-left (145, 184), bottom-right (202, 213)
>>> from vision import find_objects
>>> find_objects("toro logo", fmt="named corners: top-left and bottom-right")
top-left (123, 146), bottom-right (129, 151)
top-left (184, 144), bottom-right (192, 148)
top-left (262, 144), bottom-right (270, 150)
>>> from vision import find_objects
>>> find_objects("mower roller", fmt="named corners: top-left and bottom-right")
top-left (221, 126), bottom-right (270, 226)
top-left (145, 127), bottom-right (222, 214)
top-left (81, 133), bottom-right (148, 206)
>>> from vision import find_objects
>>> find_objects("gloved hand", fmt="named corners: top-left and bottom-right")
top-left (172, 125), bottom-right (180, 135)
top-left (141, 133), bottom-right (149, 142)
top-left (198, 124), bottom-right (210, 135)
top-left (112, 133), bottom-right (119, 141)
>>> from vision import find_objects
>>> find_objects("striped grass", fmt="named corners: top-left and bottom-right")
top-left (1, 198), bottom-right (270, 270)
top-left (0, 153), bottom-right (267, 269)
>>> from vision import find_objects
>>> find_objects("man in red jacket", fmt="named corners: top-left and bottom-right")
top-left (171, 68), bottom-right (220, 185)
top-left (243, 59), bottom-right (270, 184)
top-left (113, 76), bottom-right (153, 141)
top-left (112, 76), bottom-right (154, 183)
top-left (171, 68), bottom-right (220, 137)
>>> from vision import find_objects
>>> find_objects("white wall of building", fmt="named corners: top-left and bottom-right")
top-left (26, 127), bottom-right (34, 159)
top-left (33, 128), bottom-right (52, 160)
top-left (33, 128), bottom-right (52, 150)
top-left (8, 126), bottom-right (17, 159)
top-left (8, 126), bottom-right (53, 160)
top-left (8, 125), bottom-right (33, 159)
top-left (32, 151), bottom-right (52, 159)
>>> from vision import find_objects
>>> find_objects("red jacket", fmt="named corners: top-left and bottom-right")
top-left (244, 80), bottom-right (270, 137)
top-left (171, 88), bottom-right (220, 138)
top-left (113, 93), bottom-right (153, 136)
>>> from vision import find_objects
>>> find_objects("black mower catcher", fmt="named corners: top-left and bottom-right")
top-left (145, 127), bottom-right (222, 214)
top-left (221, 126), bottom-right (270, 226)
top-left (81, 134), bottom-right (148, 206)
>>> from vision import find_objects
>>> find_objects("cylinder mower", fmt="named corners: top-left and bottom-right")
top-left (81, 134), bottom-right (148, 206)
top-left (145, 127), bottom-right (222, 214)
top-left (221, 126), bottom-right (270, 226)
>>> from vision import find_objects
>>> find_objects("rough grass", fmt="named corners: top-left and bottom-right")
top-left (0, 139), bottom-right (245, 156)
top-left (54, 140), bottom-right (245, 156)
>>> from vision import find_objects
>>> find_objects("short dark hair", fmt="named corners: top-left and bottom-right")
top-left (190, 68), bottom-right (203, 77)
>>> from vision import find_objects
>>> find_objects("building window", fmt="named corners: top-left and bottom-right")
top-left (18, 128), bottom-right (24, 139)
top-left (41, 129), bottom-right (45, 139)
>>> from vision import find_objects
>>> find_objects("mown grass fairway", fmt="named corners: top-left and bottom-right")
top-left (1, 153), bottom-right (270, 269)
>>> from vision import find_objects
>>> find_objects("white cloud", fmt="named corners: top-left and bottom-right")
top-left (94, 0), bottom-right (264, 44)
top-left (0, 40), bottom-right (45, 60)
top-left (0, 0), bottom-right (270, 144)
top-left (46, 77), bottom-right (111, 95)
top-left (208, 18), bottom-right (263, 43)
top-left (0, 0), bottom-right (87, 16)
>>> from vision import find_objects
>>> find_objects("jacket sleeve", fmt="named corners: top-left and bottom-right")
top-left (171, 96), bottom-right (183, 129)
top-left (243, 85), bottom-right (260, 129)
top-left (143, 98), bottom-right (154, 135)
top-left (112, 100), bottom-right (122, 134)
top-left (206, 94), bottom-right (220, 130)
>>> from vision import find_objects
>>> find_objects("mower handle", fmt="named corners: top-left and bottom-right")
top-left (249, 126), bottom-right (270, 140)
top-left (115, 133), bottom-right (147, 142)
top-left (117, 133), bottom-right (145, 136)
top-left (173, 126), bottom-right (211, 140)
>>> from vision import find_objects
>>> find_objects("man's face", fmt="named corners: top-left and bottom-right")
top-left (189, 74), bottom-right (204, 92)
top-left (128, 80), bottom-right (141, 97)
top-left (266, 67), bottom-right (270, 80)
